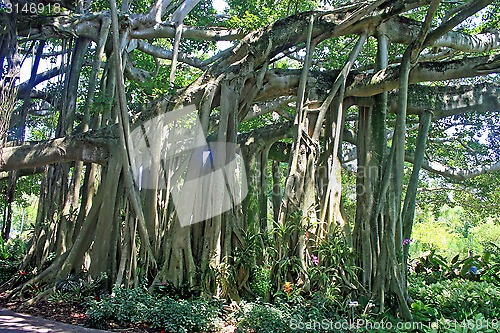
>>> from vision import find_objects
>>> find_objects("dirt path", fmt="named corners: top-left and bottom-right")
top-left (0, 308), bottom-right (111, 333)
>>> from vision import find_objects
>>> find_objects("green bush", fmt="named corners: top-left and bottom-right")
top-left (409, 277), bottom-right (500, 320)
top-left (411, 249), bottom-right (500, 286)
top-left (233, 301), bottom-right (293, 333)
top-left (85, 287), bottom-right (224, 332)
top-left (249, 266), bottom-right (271, 298)
top-left (232, 294), bottom-right (346, 333)
top-left (0, 236), bottom-right (27, 284)
top-left (0, 236), bottom-right (26, 261)
top-left (0, 259), bottom-right (18, 283)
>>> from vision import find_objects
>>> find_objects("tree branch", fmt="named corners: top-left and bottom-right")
top-left (138, 40), bottom-right (200, 68)
top-left (243, 97), bottom-right (295, 122)
top-left (130, 23), bottom-right (244, 41)
top-left (346, 54), bottom-right (500, 97)
top-left (423, 0), bottom-right (494, 47)
top-left (170, 0), bottom-right (201, 24)
top-left (124, 61), bottom-right (153, 82)
top-left (137, 40), bottom-right (233, 69)
top-left (0, 129), bottom-right (114, 172)
top-left (17, 65), bottom-right (66, 98)
top-left (384, 16), bottom-right (500, 53)
top-left (403, 82), bottom-right (500, 118)
top-left (408, 156), bottom-right (500, 181)
top-left (267, 137), bottom-right (500, 181)
top-left (254, 53), bottom-right (500, 107)
top-left (147, 0), bottom-right (173, 22)
top-left (0, 167), bottom-right (45, 181)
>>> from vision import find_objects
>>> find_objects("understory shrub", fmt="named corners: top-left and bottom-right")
top-left (233, 300), bottom-right (293, 333)
top-left (84, 279), bottom-right (500, 332)
top-left (0, 236), bottom-right (27, 284)
top-left (0, 259), bottom-right (18, 284)
top-left (249, 266), bottom-right (271, 298)
top-left (409, 277), bottom-right (500, 321)
top-left (232, 294), bottom-right (347, 333)
top-left (410, 249), bottom-right (500, 286)
top-left (0, 236), bottom-right (26, 261)
top-left (85, 287), bottom-right (224, 332)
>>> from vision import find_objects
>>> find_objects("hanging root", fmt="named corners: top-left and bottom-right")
top-left (169, 22), bottom-right (183, 86)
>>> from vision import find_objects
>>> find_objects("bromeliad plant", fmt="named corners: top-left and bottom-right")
top-left (154, 280), bottom-right (199, 300)
top-left (307, 227), bottom-right (357, 299)
top-left (49, 272), bottom-right (107, 303)
top-left (269, 211), bottom-right (307, 296)
top-left (263, 211), bottom-right (357, 304)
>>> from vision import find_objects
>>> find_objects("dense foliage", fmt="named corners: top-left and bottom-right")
top-left (85, 287), bottom-right (225, 331)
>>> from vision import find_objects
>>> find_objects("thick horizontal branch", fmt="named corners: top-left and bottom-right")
top-left (384, 16), bottom-right (500, 53)
top-left (137, 40), bottom-right (205, 68)
top-left (238, 122), bottom-right (293, 155)
top-left (17, 12), bottom-right (243, 42)
top-left (18, 1), bottom-right (429, 47)
top-left (0, 128), bottom-right (115, 172)
top-left (350, 82), bottom-right (500, 118)
top-left (407, 156), bottom-right (500, 181)
top-left (130, 21), bottom-right (243, 40)
top-left (0, 120), bottom-right (291, 173)
top-left (0, 167), bottom-right (46, 181)
top-left (404, 82), bottom-right (500, 119)
top-left (136, 40), bottom-right (231, 69)
top-left (27, 90), bottom-right (59, 106)
top-left (347, 54), bottom-right (500, 97)
top-left (17, 65), bottom-right (66, 98)
top-left (324, 125), bottom-right (500, 182)
top-left (243, 97), bottom-right (295, 122)
top-left (269, 135), bottom-right (500, 181)
top-left (124, 61), bottom-right (153, 82)
top-left (255, 54), bottom-right (500, 105)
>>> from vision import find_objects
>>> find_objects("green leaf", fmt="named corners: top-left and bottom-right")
top-left (459, 258), bottom-right (476, 277)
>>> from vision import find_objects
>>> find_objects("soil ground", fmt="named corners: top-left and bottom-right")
top-left (0, 307), bottom-right (110, 332)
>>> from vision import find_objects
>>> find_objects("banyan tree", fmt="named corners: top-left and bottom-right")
top-left (2, 0), bottom-right (500, 319)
